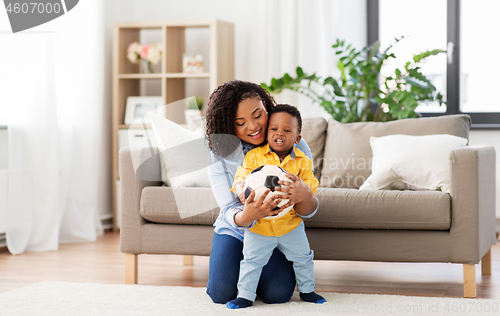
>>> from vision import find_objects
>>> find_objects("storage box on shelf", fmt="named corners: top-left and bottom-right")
top-left (112, 20), bottom-right (234, 230)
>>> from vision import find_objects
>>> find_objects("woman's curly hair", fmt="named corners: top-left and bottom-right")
top-left (205, 80), bottom-right (275, 157)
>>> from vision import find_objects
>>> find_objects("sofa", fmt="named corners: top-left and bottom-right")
top-left (119, 114), bottom-right (497, 298)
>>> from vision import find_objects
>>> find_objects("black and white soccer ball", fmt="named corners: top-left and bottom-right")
top-left (243, 165), bottom-right (293, 219)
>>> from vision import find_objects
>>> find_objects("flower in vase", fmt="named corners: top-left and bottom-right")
top-left (127, 41), bottom-right (141, 64)
top-left (147, 43), bottom-right (162, 64)
top-left (127, 41), bottom-right (163, 72)
top-left (140, 45), bottom-right (150, 60)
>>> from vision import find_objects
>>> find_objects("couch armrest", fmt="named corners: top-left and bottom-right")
top-left (119, 147), bottom-right (163, 254)
top-left (449, 145), bottom-right (496, 263)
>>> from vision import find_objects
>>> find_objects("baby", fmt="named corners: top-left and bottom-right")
top-left (227, 104), bottom-right (325, 309)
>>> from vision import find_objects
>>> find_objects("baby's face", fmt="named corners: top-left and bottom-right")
top-left (267, 112), bottom-right (301, 156)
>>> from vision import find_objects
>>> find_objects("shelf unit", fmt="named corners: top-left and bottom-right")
top-left (112, 20), bottom-right (234, 230)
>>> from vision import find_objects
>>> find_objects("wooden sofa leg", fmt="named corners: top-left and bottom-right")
top-left (481, 248), bottom-right (492, 275)
top-left (463, 264), bottom-right (476, 298)
top-left (183, 255), bottom-right (194, 266)
top-left (125, 253), bottom-right (138, 284)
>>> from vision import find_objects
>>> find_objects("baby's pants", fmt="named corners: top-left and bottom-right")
top-left (237, 221), bottom-right (315, 302)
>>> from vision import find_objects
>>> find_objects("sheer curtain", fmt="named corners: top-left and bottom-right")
top-left (0, 0), bottom-right (105, 254)
top-left (245, 0), bottom-right (364, 119)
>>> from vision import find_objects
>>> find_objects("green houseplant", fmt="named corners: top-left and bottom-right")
top-left (262, 37), bottom-right (446, 123)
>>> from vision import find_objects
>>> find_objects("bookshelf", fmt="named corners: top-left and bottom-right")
top-left (112, 19), bottom-right (234, 230)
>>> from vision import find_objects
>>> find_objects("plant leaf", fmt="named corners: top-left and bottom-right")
top-left (296, 67), bottom-right (304, 77)
top-left (413, 49), bottom-right (445, 63)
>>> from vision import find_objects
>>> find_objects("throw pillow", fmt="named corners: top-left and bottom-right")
top-left (149, 112), bottom-right (211, 187)
top-left (359, 134), bottom-right (468, 192)
top-left (301, 117), bottom-right (328, 180)
top-left (319, 114), bottom-right (471, 188)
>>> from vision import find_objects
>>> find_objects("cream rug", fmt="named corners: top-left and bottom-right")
top-left (0, 281), bottom-right (499, 316)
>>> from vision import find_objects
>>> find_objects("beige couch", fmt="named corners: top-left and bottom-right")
top-left (120, 114), bottom-right (497, 298)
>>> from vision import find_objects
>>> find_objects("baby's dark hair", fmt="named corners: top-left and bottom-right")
top-left (269, 104), bottom-right (302, 134)
top-left (205, 80), bottom-right (275, 157)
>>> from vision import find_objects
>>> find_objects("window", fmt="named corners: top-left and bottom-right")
top-left (368, 0), bottom-right (500, 128)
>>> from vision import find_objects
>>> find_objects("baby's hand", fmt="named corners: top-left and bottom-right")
top-left (235, 182), bottom-right (246, 204)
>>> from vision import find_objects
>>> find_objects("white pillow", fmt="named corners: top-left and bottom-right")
top-left (149, 112), bottom-right (211, 188)
top-left (359, 134), bottom-right (468, 192)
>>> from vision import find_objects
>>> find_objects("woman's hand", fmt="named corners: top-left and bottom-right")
top-left (234, 182), bottom-right (246, 205)
top-left (234, 189), bottom-right (282, 227)
top-left (274, 174), bottom-right (313, 211)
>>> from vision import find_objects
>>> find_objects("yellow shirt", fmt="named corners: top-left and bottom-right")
top-left (231, 144), bottom-right (318, 237)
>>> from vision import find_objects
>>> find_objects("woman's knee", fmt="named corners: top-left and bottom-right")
top-left (259, 288), bottom-right (294, 304)
top-left (207, 285), bottom-right (237, 304)
top-left (206, 233), bottom-right (242, 304)
top-left (257, 248), bottom-right (296, 303)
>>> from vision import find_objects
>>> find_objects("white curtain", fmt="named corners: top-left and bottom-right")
top-left (0, 0), bottom-right (105, 254)
top-left (245, 0), bottom-right (364, 119)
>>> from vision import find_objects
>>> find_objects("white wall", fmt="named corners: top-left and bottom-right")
top-left (0, 129), bottom-right (7, 234)
top-left (101, 0), bottom-right (136, 219)
top-left (0, 129), bottom-right (7, 170)
top-left (469, 130), bottom-right (500, 218)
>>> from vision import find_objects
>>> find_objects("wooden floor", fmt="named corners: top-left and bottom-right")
top-left (0, 231), bottom-right (498, 299)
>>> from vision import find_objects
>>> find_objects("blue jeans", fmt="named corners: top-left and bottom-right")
top-left (206, 232), bottom-right (296, 304)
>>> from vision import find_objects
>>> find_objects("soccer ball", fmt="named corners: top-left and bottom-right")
top-left (243, 165), bottom-right (293, 219)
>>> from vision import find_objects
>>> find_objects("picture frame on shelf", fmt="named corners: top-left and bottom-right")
top-left (124, 96), bottom-right (164, 125)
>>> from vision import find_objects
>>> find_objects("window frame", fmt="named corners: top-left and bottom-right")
top-left (367, 0), bottom-right (500, 129)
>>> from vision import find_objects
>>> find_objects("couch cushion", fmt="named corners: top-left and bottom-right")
top-left (319, 114), bottom-right (471, 188)
top-left (304, 188), bottom-right (451, 230)
top-left (301, 117), bottom-right (328, 179)
top-left (141, 186), bottom-right (451, 231)
top-left (140, 187), bottom-right (220, 225)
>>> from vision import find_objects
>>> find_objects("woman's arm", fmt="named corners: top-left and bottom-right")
top-left (295, 138), bottom-right (314, 172)
top-left (234, 188), bottom-right (283, 226)
top-left (208, 150), bottom-right (282, 229)
top-left (208, 150), bottom-right (250, 229)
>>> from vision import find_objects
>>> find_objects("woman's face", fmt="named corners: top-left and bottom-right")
top-left (234, 97), bottom-right (268, 146)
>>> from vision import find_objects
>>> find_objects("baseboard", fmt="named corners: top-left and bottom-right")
top-left (100, 214), bottom-right (113, 230)
top-left (497, 219), bottom-right (500, 243)
top-left (0, 232), bottom-right (6, 249)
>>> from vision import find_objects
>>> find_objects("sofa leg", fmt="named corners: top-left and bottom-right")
top-left (183, 255), bottom-right (194, 266)
top-left (481, 248), bottom-right (492, 275)
top-left (125, 253), bottom-right (138, 284)
top-left (463, 264), bottom-right (476, 298)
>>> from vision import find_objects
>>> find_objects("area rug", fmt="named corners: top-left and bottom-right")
top-left (0, 281), bottom-right (499, 316)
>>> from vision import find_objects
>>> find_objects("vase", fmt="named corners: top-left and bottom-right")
top-left (142, 60), bottom-right (154, 73)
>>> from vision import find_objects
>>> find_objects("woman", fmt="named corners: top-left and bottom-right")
top-left (205, 80), bottom-right (319, 304)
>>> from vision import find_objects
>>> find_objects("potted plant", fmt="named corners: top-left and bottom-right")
top-left (261, 37), bottom-right (446, 122)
